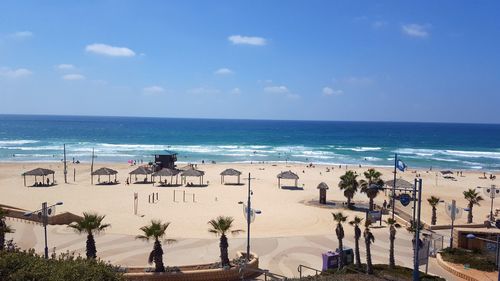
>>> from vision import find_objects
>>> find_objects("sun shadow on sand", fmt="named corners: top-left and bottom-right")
top-left (281, 186), bottom-right (304, 191)
top-left (224, 183), bottom-right (245, 186)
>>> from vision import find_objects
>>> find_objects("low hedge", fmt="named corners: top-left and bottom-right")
top-left (440, 247), bottom-right (496, 272)
top-left (0, 249), bottom-right (124, 281)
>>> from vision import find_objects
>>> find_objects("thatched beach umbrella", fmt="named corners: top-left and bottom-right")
top-left (22, 168), bottom-right (55, 187)
top-left (220, 168), bottom-right (242, 184)
top-left (277, 170), bottom-right (299, 188)
top-left (152, 168), bottom-right (180, 185)
top-left (317, 182), bottom-right (329, 204)
top-left (440, 170), bottom-right (454, 175)
top-left (181, 168), bottom-right (205, 186)
top-left (91, 167), bottom-right (118, 185)
top-left (129, 166), bottom-right (153, 183)
top-left (384, 179), bottom-right (413, 190)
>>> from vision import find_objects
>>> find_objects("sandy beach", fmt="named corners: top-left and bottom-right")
top-left (2, 161), bottom-right (498, 239)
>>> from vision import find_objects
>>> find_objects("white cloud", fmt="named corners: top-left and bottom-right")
top-left (62, 74), bottom-right (85, 80)
top-left (143, 86), bottom-right (165, 95)
top-left (214, 68), bottom-right (233, 75)
top-left (402, 24), bottom-right (430, 38)
top-left (56, 64), bottom-right (75, 70)
top-left (11, 31), bottom-right (33, 38)
top-left (85, 43), bottom-right (136, 57)
top-left (322, 87), bottom-right (343, 96)
top-left (0, 67), bottom-right (32, 78)
top-left (230, 88), bottom-right (241, 95)
top-left (228, 35), bottom-right (267, 46)
top-left (264, 85), bottom-right (289, 94)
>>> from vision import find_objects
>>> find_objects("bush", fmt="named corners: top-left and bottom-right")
top-left (441, 247), bottom-right (496, 272)
top-left (0, 249), bottom-right (124, 281)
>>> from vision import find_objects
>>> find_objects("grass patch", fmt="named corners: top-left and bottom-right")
top-left (440, 247), bottom-right (496, 272)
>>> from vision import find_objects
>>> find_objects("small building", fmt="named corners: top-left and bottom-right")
top-left (154, 151), bottom-right (177, 170)
top-left (317, 182), bottom-right (329, 204)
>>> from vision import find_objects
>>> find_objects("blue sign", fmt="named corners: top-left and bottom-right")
top-left (400, 194), bottom-right (411, 206)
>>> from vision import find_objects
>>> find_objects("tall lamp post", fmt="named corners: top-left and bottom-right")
top-left (466, 233), bottom-right (500, 281)
top-left (24, 201), bottom-right (63, 259)
top-left (478, 185), bottom-right (499, 222)
top-left (238, 173), bottom-right (261, 261)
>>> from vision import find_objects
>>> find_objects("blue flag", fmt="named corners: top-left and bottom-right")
top-left (396, 159), bottom-right (407, 172)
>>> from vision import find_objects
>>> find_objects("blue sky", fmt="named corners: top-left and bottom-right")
top-left (0, 1), bottom-right (499, 123)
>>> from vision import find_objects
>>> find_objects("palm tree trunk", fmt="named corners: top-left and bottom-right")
top-left (431, 207), bottom-right (437, 225)
top-left (467, 203), bottom-right (473, 223)
top-left (220, 234), bottom-right (230, 267)
top-left (153, 239), bottom-right (165, 272)
top-left (389, 228), bottom-right (395, 269)
top-left (347, 197), bottom-right (351, 208)
top-left (86, 233), bottom-right (96, 259)
top-left (365, 235), bottom-right (373, 274)
top-left (354, 227), bottom-right (361, 268)
top-left (369, 197), bottom-right (374, 211)
top-left (338, 238), bottom-right (344, 268)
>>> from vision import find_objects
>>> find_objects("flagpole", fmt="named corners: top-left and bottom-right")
top-left (392, 153), bottom-right (397, 220)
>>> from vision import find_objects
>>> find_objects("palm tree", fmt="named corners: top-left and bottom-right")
top-left (427, 196), bottom-right (440, 225)
top-left (67, 212), bottom-right (110, 259)
top-left (136, 220), bottom-right (173, 272)
top-left (332, 212), bottom-right (348, 268)
top-left (385, 218), bottom-right (400, 269)
top-left (338, 170), bottom-right (359, 208)
top-left (364, 219), bottom-right (375, 274)
top-left (360, 169), bottom-right (384, 211)
top-left (463, 189), bottom-right (484, 223)
top-left (208, 216), bottom-right (242, 267)
top-left (0, 208), bottom-right (14, 251)
top-left (348, 216), bottom-right (363, 269)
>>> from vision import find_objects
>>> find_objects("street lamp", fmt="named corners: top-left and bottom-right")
top-left (238, 173), bottom-right (261, 262)
top-left (466, 233), bottom-right (500, 281)
top-left (24, 201), bottom-right (63, 259)
top-left (478, 185), bottom-right (499, 222)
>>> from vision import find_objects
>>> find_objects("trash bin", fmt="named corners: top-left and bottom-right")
top-left (322, 251), bottom-right (339, 271)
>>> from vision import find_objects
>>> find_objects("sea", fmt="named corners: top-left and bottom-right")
top-left (0, 114), bottom-right (499, 171)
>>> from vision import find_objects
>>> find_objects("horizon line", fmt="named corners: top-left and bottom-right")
top-left (1, 113), bottom-right (499, 126)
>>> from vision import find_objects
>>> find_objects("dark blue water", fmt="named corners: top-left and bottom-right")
top-left (0, 114), bottom-right (499, 170)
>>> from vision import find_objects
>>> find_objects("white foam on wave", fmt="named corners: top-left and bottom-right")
top-left (396, 148), bottom-right (500, 160)
top-left (334, 146), bottom-right (382, 152)
top-left (0, 140), bottom-right (39, 146)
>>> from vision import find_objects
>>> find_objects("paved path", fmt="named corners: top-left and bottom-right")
top-left (6, 218), bottom-right (462, 280)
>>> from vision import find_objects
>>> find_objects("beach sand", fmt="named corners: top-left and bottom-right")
top-left (1, 161), bottom-right (498, 239)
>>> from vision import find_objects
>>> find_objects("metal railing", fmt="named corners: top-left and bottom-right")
top-left (239, 266), bottom-right (288, 280)
top-left (297, 264), bottom-right (322, 279)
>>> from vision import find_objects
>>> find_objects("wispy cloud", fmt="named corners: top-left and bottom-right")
top-left (188, 87), bottom-right (221, 95)
top-left (264, 85), bottom-right (299, 99)
top-left (85, 43), bottom-right (136, 57)
top-left (372, 21), bottom-right (388, 29)
top-left (228, 35), bottom-right (267, 46)
top-left (62, 74), bottom-right (85, 80)
top-left (230, 88), bottom-right (241, 95)
top-left (214, 68), bottom-right (233, 75)
top-left (10, 31), bottom-right (33, 39)
top-left (56, 64), bottom-right (75, 70)
top-left (0, 67), bottom-right (32, 78)
top-left (322, 87), bottom-right (343, 96)
top-left (401, 24), bottom-right (430, 38)
top-left (143, 86), bottom-right (165, 95)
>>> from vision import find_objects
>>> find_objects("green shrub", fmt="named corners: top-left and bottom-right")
top-left (0, 249), bottom-right (124, 281)
top-left (441, 247), bottom-right (496, 272)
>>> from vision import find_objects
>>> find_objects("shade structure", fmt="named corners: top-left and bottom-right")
top-left (152, 168), bottom-right (180, 186)
top-left (220, 168), bottom-right (242, 184)
top-left (384, 179), bottom-right (413, 189)
top-left (178, 164), bottom-right (195, 171)
top-left (129, 166), bottom-right (153, 175)
top-left (181, 168), bottom-right (205, 186)
top-left (440, 170), bottom-right (454, 175)
top-left (91, 167), bottom-right (118, 185)
top-left (317, 182), bottom-right (329, 204)
top-left (22, 168), bottom-right (55, 187)
top-left (129, 166), bottom-right (153, 183)
top-left (277, 170), bottom-right (299, 188)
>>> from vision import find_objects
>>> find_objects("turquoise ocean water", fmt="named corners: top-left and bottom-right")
top-left (0, 115), bottom-right (499, 170)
